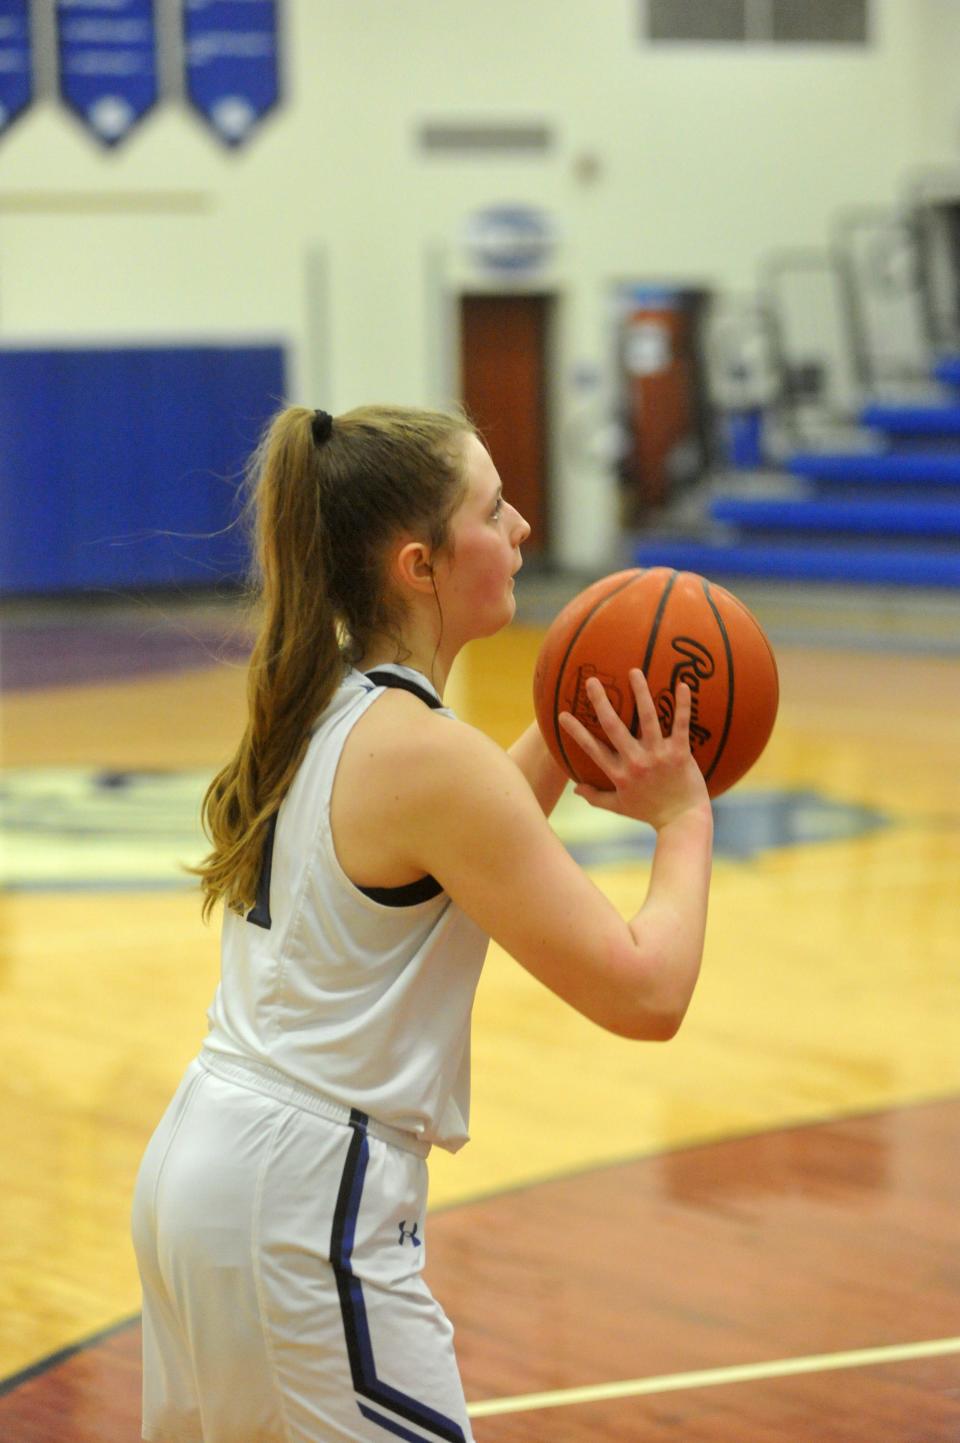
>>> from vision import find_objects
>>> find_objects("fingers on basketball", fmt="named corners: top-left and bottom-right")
top-left (670, 680), bottom-right (693, 746)
top-left (558, 707), bottom-right (611, 767)
top-left (627, 668), bottom-right (662, 747)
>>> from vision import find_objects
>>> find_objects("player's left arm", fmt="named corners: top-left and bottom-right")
top-left (507, 722), bottom-right (568, 818)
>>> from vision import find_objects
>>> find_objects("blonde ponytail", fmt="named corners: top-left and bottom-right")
top-left (192, 402), bottom-right (474, 920)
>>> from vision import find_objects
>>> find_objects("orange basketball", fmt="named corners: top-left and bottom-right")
top-left (533, 567), bottom-right (779, 798)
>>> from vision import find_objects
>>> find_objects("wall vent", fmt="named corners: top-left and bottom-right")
top-left (417, 122), bottom-right (554, 156)
top-left (644, 0), bottom-right (869, 45)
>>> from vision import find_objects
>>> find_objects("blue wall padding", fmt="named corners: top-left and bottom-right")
top-left (710, 497), bottom-right (960, 537)
top-left (860, 401), bottom-right (960, 436)
top-left (933, 355), bottom-right (960, 389)
top-left (632, 538), bottom-right (960, 586)
top-left (787, 451), bottom-right (960, 484)
top-left (0, 345), bottom-right (286, 594)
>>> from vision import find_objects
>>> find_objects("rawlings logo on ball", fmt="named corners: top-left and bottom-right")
top-left (571, 664), bottom-right (621, 734)
top-left (655, 637), bottom-right (715, 749)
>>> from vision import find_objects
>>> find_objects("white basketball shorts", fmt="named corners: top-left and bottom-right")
top-left (131, 1057), bottom-right (474, 1442)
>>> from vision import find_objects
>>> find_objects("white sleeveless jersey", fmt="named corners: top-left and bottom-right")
top-left (202, 664), bottom-right (489, 1152)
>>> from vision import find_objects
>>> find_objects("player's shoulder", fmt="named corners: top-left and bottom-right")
top-left (348, 686), bottom-right (518, 800)
top-left (368, 686), bottom-right (504, 760)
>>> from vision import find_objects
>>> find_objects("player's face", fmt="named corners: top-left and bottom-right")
top-left (435, 434), bottom-right (530, 638)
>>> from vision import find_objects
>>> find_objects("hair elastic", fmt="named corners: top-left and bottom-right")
top-left (311, 409), bottom-right (334, 444)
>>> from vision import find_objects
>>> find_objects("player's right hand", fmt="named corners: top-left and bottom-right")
top-left (558, 670), bottom-right (710, 830)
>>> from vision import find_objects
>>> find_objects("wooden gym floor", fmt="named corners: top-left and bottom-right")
top-left (1, 579), bottom-right (959, 1441)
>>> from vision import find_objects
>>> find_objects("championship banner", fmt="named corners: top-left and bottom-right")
top-left (183, 0), bottom-right (280, 148)
top-left (0, 0), bottom-right (32, 138)
top-left (56, 0), bottom-right (159, 147)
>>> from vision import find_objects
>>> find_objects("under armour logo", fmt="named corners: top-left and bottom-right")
top-left (398, 1220), bottom-right (421, 1248)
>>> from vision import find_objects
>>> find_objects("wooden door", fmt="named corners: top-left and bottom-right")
top-left (459, 293), bottom-right (551, 557)
top-left (620, 303), bottom-right (693, 518)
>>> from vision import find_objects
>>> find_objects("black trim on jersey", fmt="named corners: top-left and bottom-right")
top-left (246, 812), bottom-right (278, 929)
top-left (358, 1401), bottom-right (445, 1441)
top-left (358, 669), bottom-right (445, 906)
top-left (358, 875), bottom-right (445, 906)
top-left (330, 1111), bottom-right (468, 1443)
top-left (363, 668), bottom-right (444, 710)
top-left (246, 670), bottom-right (446, 929)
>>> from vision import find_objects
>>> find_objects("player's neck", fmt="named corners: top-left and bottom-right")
top-left (355, 626), bottom-right (456, 699)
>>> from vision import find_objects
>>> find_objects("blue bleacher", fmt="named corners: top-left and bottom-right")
top-left (710, 496), bottom-right (960, 537)
top-left (632, 450), bottom-right (960, 587)
top-left (631, 537), bottom-right (960, 587)
top-left (859, 400), bottom-right (960, 437)
top-left (933, 355), bottom-right (960, 389)
top-left (631, 254), bottom-right (960, 586)
top-left (787, 451), bottom-right (960, 484)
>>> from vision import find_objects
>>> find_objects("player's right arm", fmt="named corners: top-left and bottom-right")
top-left (405, 673), bottom-right (713, 1041)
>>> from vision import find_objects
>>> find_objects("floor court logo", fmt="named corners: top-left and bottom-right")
top-left (0, 766), bottom-right (212, 891)
top-left (0, 766), bottom-right (891, 892)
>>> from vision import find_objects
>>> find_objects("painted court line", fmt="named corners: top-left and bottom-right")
top-left (466, 1335), bottom-right (960, 1419)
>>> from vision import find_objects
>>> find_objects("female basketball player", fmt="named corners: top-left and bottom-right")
top-left (132, 404), bottom-right (713, 1442)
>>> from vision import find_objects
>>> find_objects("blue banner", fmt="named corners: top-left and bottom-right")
top-left (0, 0), bottom-right (32, 137)
top-left (183, 0), bottom-right (280, 147)
top-left (56, 0), bottom-right (158, 147)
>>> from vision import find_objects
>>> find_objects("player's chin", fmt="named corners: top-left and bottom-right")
top-left (476, 592), bottom-right (517, 638)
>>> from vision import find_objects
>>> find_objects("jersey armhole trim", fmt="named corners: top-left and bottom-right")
top-left (247, 669), bottom-right (450, 928)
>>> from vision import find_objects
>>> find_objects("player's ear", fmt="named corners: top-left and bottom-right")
top-left (393, 539), bottom-right (436, 595)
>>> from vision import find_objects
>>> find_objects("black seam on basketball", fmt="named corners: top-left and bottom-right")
top-left (716, 593), bottom-right (779, 695)
top-left (700, 579), bottom-right (735, 784)
top-left (629, 570), bottom-right (677, 737)
top-left (552, 571), bottom-right (646, 781)
top-left (551, 571), bottom-right (646, 784)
